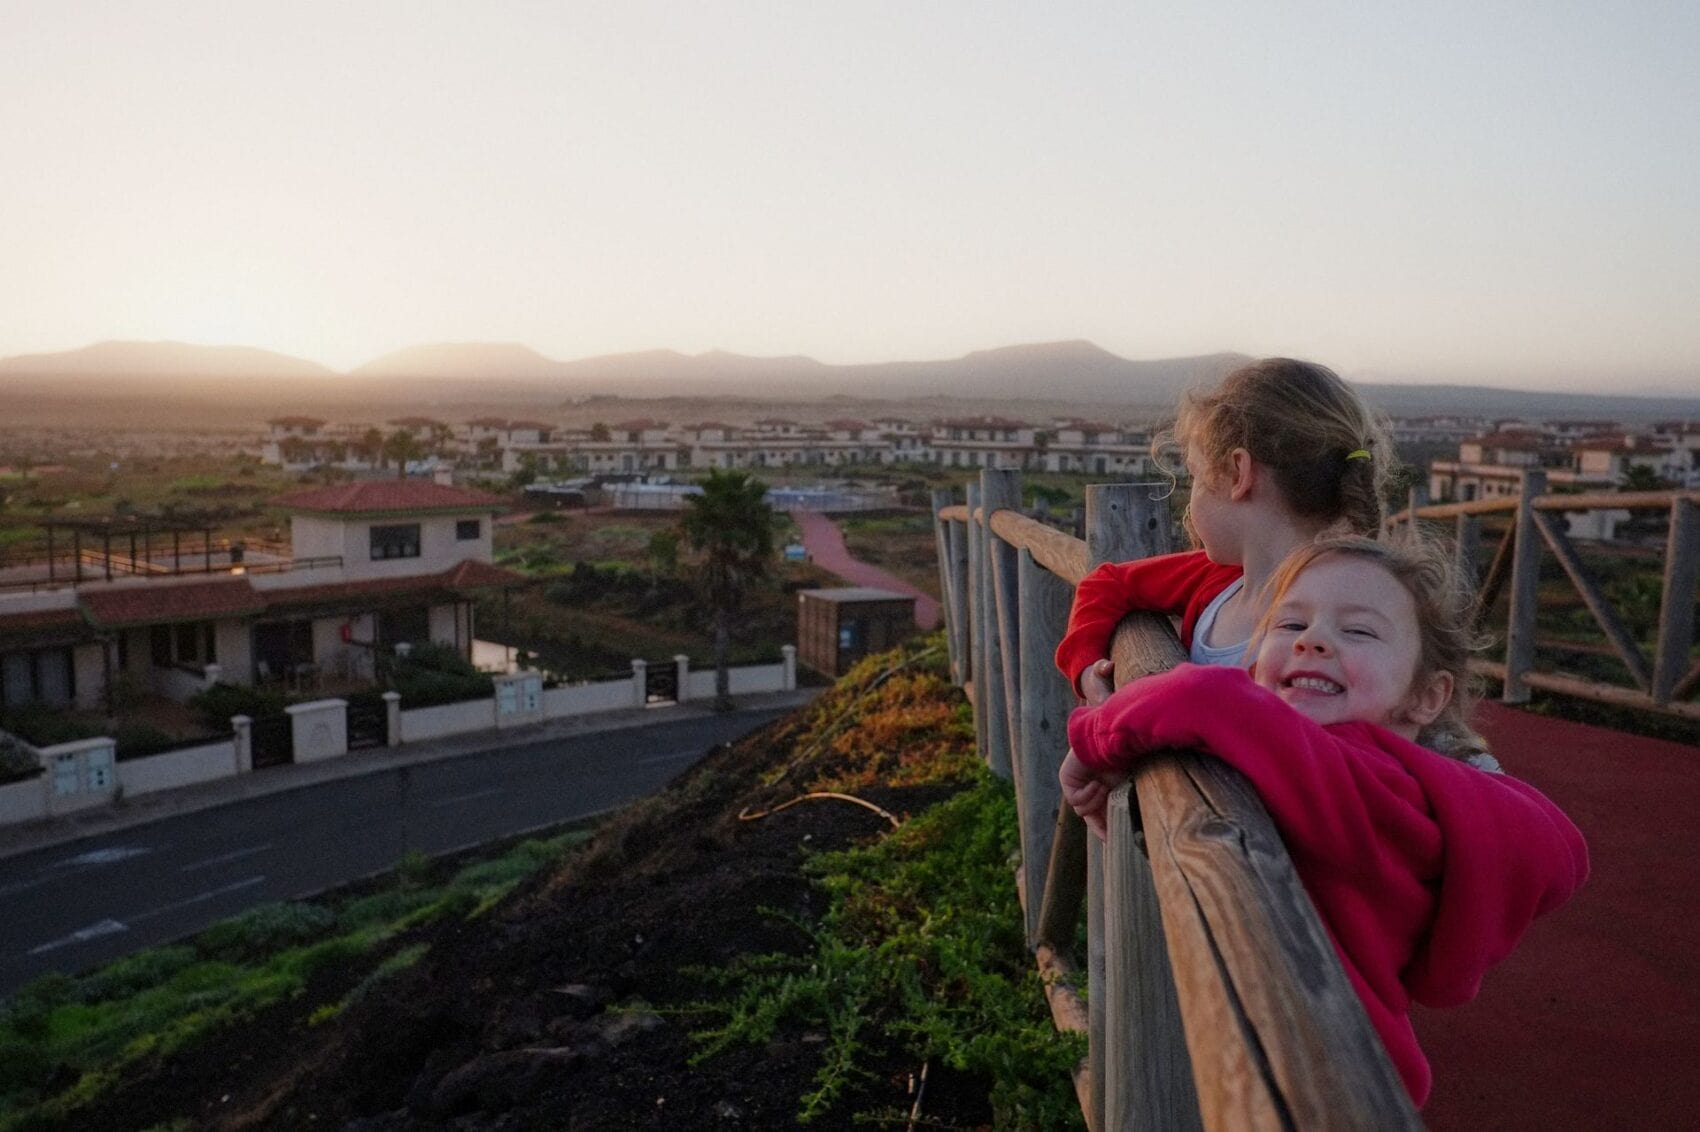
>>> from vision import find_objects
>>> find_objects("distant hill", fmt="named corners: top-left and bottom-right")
top-left (1, 339), bottom-right (1695, 427)
top-left (0, 340), bottom-right (337, 379)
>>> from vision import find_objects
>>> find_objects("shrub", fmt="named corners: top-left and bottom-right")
top-left (197, 902), bottom-right (336, 961)
top-left (0, 706), bottom-right (103, 748)
top-left (189, 683), bottom-right (288, 730)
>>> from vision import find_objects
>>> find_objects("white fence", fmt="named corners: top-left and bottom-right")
top-left (2, 651), bottom-right (799, 829)
top-left (117, 738), bottom-right (240, 797)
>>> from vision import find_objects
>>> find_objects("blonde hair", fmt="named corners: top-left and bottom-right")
top-left (1159, 358), bottom-right (1393, 537)
top-left (1254, 535), bottom-right (1488, 760)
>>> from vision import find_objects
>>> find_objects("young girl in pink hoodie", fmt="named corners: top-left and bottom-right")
top-left (1060, 536), bottom-right (1588, 1106)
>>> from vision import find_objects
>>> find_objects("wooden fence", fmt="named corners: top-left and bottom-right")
top-left (933, 472), bottom-right (1422, 1131)
top-left (1389, 478), bottom-right (1700, 722)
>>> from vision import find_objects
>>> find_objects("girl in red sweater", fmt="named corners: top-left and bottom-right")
top-left (1056, 357), bottom-right (1394, 704)
top-left (1059, 537), bottom-right (1588, 1106)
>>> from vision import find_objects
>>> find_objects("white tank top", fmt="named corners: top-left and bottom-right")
top-left (1189, 577), bottom-right (1249, 668)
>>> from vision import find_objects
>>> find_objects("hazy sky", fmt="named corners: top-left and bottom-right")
top-left (3, 1), bottom-right (1696, 393)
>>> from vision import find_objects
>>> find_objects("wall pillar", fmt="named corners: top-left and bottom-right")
top-left (781, 645), bottom-right (796, 691)
top-left (382, 691), bottom-right (402, 747)
top-left (674, 654), bottom-right (691, 703)
top-left (631, 658), bottom-right (648, 707)
top-left (231, 714), bottom-right (253, 773)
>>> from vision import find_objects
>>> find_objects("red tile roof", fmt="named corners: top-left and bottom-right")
top-left (259, 561), bottom-right (525, 613)
top-left (271, 481), bottom-right (506, 514)
top-left (81, 578), bottom-right (268, 628)
top-left (0, 605), bottom-right (95, 647)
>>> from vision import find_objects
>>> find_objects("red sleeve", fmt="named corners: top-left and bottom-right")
top-left (1054, 551), bottom-right (1237, 692)
top-left (1067, 665), bottom-right (1588, 1003)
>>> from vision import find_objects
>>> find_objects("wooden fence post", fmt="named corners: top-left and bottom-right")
top-left (1083, 483), bottom-right (1190, 1131)
top-left (1503, 470), bottom-right (1546, 704)
top-left (1653, 497), bottom-right (1699, 704)
top-left (932, 487), bottom-right (961, 678)
top-left (1017, 546), bottom-right (1075, 946)
top-left (1455, 512), bottom-right (1481, 586)
top-left (966, 481), bottom-right (988, 756)
top-left (947, 513), bottom-right (971, 687)
top-left (982, 468), bottom-right (1022, 782)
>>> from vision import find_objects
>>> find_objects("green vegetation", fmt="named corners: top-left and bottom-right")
top-left (0, 829), bottom-right (591, 1130)
top-left (681, 469), bottom-right (778, 710)
top-left (691, 776), bottom-right (1083, 1128)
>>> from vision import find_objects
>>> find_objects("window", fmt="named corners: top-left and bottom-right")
top-left (2, 648), bottom-right (76, 709)
top-left (370, 523), bottom-right (421, 560)
top-left (456, 519), bottom-right (481, 541)
top-left (150, 623), bottom-right (216, 671)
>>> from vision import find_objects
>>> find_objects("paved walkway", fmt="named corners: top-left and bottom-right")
top-left (0, 688), bottom-right (819, 862)
top-left (790, 509), bottom-right (940, 629)
top-left (1416, 703), bottom-right (1699, 1130)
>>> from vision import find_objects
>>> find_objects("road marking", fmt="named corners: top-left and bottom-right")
top-left (129, 876), bottom-right (267, 923)
top-left (62, 846), bottom-right (153, 867)
top-left (179, 844), bottom-right (274, 873)
top-left (634, 748), bottom-right (702, 767)
top-left (429, 787), bottom-right (507, 808)
top-left (28, 919), bottom-right (129, 955)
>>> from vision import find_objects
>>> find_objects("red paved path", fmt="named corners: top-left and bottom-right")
top-left (1417, 703), bottom-right (1698, 1130)
top-left (789, 510), bottom-right (941, 629)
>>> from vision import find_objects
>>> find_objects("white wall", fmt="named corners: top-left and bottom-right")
top-left (0, 777), bottom-right (46, 824)
top-left (428, 603), bottom-right (462, 650)
top-left (73, 642), bottom-right (105, 710)
top-left (118, 739), bottom-right (239, 796)
top-left (400, 698), bottom-right (497, 742)
top-left (543, 679), bottom-right (632, 717)
top-left (215, 621), bottom-right (252, 685)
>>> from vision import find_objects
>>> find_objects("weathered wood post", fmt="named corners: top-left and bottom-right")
top-left (1653, 497), bottom-right (1699, 705)
top-left (946, 507), bottom-right (971, 687)
top-left (1503, 470), bottom-right (1546, 704)
top-left (1017, 545), bottom-right (1075, 947)
top-left (932, 487), bottom-right (961, 678)
top-left (1082, 483), bottom-right (1192, 1132)
top-left (982, 468), bottom-right (1022, 782)
top-left (1455, 512), bottom-right (1482, 586)
top-left (966, 481), bottom-right (988, 754)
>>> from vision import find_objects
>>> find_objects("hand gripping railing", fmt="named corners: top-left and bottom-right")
top-left (934, 471), bottom-right (1421, 1132)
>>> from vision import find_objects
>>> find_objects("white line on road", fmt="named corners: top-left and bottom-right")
top-left (0, 845), bottom-right (156, 899)
top-left (429, 788), bottom-right (507, 808)
top-left (29, 919), bottom-right (129, 955)
top-left (179, 844), bottom-right (274, 873)
top-left (129, 876), bottom-right (268, 924)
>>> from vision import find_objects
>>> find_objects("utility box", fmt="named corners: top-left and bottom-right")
top-left (796, 587), bottom-right (918, 677)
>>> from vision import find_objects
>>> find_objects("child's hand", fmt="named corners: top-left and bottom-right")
top-left (1060, 750), bottom-right (1126, 842)
top-left (1079, 659), bottom-right (1115, 705)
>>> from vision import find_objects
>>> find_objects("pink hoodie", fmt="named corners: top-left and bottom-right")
top-left (1067, 664), bottom-right (1589, 1105)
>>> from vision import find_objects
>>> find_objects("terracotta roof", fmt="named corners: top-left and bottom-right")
top-left (261, 561), bottom-right (525, 613)
top-left (613, 419), bottom-right (668, 431)
top-left (267, 415), bottom-right (327, 428)
top-left (271, 481), bottom-right (505, 514)
top-left (81, 578), bottom-right (267, 628)
top-left (0, 605), bottom-right (96, 648)
top-left (465, 416), bottom-right (510, 427)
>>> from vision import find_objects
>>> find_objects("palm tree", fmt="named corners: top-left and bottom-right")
top-left (680, 469), bottom-right (775, 711)
top-left (382, 429), bottom-right (426, 478)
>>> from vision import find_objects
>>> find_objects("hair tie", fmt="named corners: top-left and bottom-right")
top-left (1345, 448), bottom-right (1371, 461)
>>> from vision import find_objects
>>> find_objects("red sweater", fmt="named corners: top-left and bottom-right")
top-left (1055, 551), bottom-right (1243, 689)
top-left (1067, 665), bottom-right (1589, 1105)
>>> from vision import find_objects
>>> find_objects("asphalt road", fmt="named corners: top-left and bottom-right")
top-left (0, 707), bottom-right (789, 997)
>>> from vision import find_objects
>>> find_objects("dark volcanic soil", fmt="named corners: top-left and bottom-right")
top-left (65, 698), bottom-right (992, 1131)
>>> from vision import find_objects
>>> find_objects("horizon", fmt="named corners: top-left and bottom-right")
top-left (3, 3), bottom-right (1696, 395)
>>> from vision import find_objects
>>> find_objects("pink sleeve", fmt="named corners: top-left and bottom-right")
top-left (1066, 664), bottom-right (1399, 865)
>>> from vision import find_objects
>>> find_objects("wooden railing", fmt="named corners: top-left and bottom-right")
top-left (1390, 477), bottom-right (1700, 721)
top-left (933, 473), bottom-right (1422, 1131)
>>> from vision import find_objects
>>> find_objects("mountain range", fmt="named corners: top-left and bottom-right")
top-left (2, 339), bottom-right (1695, 425)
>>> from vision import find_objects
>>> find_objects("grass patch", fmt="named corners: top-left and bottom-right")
top-left (0, 828), bottom-right (592, 1130)
top-left (689, 774), bottom-right (1084, 1128)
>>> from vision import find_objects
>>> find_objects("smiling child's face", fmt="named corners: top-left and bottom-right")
top-left (1250, 553), bottom-right (1447, 740)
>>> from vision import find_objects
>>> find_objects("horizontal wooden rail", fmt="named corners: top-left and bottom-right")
top-left (1392, 486), bottom-right (1700, 526)
top-left (988, 508), bottom-right (1090, 587)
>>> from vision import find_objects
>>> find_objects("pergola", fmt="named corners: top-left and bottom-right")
top-left (40, 515), bottom-right (223, 583)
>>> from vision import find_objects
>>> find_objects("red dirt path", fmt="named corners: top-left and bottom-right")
top-left (790, 509), bottom-right (940, 629)
top-left (1417, 703), bottom-right (1699, 1130)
